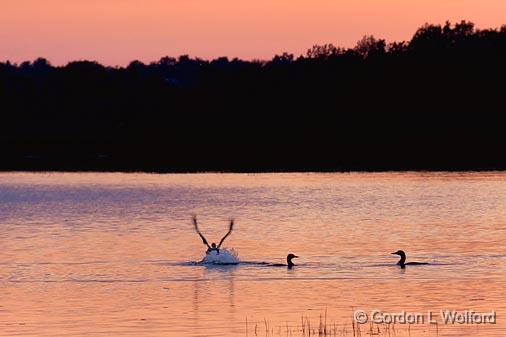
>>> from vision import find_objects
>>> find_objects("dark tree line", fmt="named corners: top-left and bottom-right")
top-left (1, 21), bottom-right (505, 172)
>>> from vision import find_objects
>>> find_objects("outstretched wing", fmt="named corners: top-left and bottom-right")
top-left (218, 219), bottom-right (234, 248)
top-left (193, 216), bottom-right (210, 247)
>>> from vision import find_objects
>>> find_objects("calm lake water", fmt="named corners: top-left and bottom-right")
top-left (1, 172), bottom-right (505, 337)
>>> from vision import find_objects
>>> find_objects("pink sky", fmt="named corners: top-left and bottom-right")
top-left (1, 0), bottom-right (505, 66)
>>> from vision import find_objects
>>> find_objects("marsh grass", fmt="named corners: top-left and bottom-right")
top-left (245, 312), bottom-right (440, 337)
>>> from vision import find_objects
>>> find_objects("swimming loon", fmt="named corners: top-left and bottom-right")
top-left (270, 254), bottom-right (299, 268)
top-left (391, 250), bottom-right (428, 268)
top-left (287, 253), bottom-right (298, 268)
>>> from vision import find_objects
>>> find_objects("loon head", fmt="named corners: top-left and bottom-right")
top-left (391, 250), bottom-right (406, 266)
top-left (391, 250), bottom-right (406, 257)
top-left (287, 253), bottom-right (299, 267)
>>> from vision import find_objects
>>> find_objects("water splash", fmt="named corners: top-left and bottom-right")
top-left (200, 248), bottom-right (240, 265)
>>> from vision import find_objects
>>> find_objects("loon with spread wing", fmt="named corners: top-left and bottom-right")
top-left (193, 215), bottom-right (234, 255)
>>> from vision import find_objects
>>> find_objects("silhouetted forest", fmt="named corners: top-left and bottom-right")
top-left (1, 21), bottom-right (505, 172)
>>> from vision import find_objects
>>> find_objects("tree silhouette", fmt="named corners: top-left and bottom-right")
top-left (0, 21), bottom-right (505, 172)
top-left (355, 35), bottom-right (386, 58)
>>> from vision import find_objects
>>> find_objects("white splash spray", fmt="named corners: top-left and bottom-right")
top-left (201, 248), bottom-right (240, 264)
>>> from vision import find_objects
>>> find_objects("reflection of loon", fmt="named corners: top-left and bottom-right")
top-left (193, 215), bottom-right (234, 255)
top-left (392, 250), bottom-right (429, 268)
top-left (271, 254), bottom-right (299, 268)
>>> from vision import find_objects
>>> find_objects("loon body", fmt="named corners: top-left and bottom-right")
top-left (392, 250), bottom-right (428, 268)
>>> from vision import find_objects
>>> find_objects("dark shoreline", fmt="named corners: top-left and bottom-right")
top-left (3, 21), bottom-right (505, 175)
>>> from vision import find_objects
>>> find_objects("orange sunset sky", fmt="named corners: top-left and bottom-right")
top-left (1, 0), bottom-right (505, 66)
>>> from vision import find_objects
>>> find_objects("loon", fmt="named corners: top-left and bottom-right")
top-left (391, 250), bottom-right (429, 268)
top-left (271, 254), bottom-right (299, 268)
top-left (286, 253), bottom-right (299, 268)
top-left (193, 215), bottom-right (234, 255)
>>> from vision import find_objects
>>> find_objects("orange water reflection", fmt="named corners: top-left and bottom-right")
top-left (0, 172), bottom-right (505, 336)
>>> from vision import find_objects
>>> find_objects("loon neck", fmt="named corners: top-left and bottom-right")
top-left (397, 254), bottom-right (406, 266)
top-left (287, 257), bottom-right (294, 267)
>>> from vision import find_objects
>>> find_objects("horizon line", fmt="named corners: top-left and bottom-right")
top-left (2, 20), bottom-right (504, 67)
